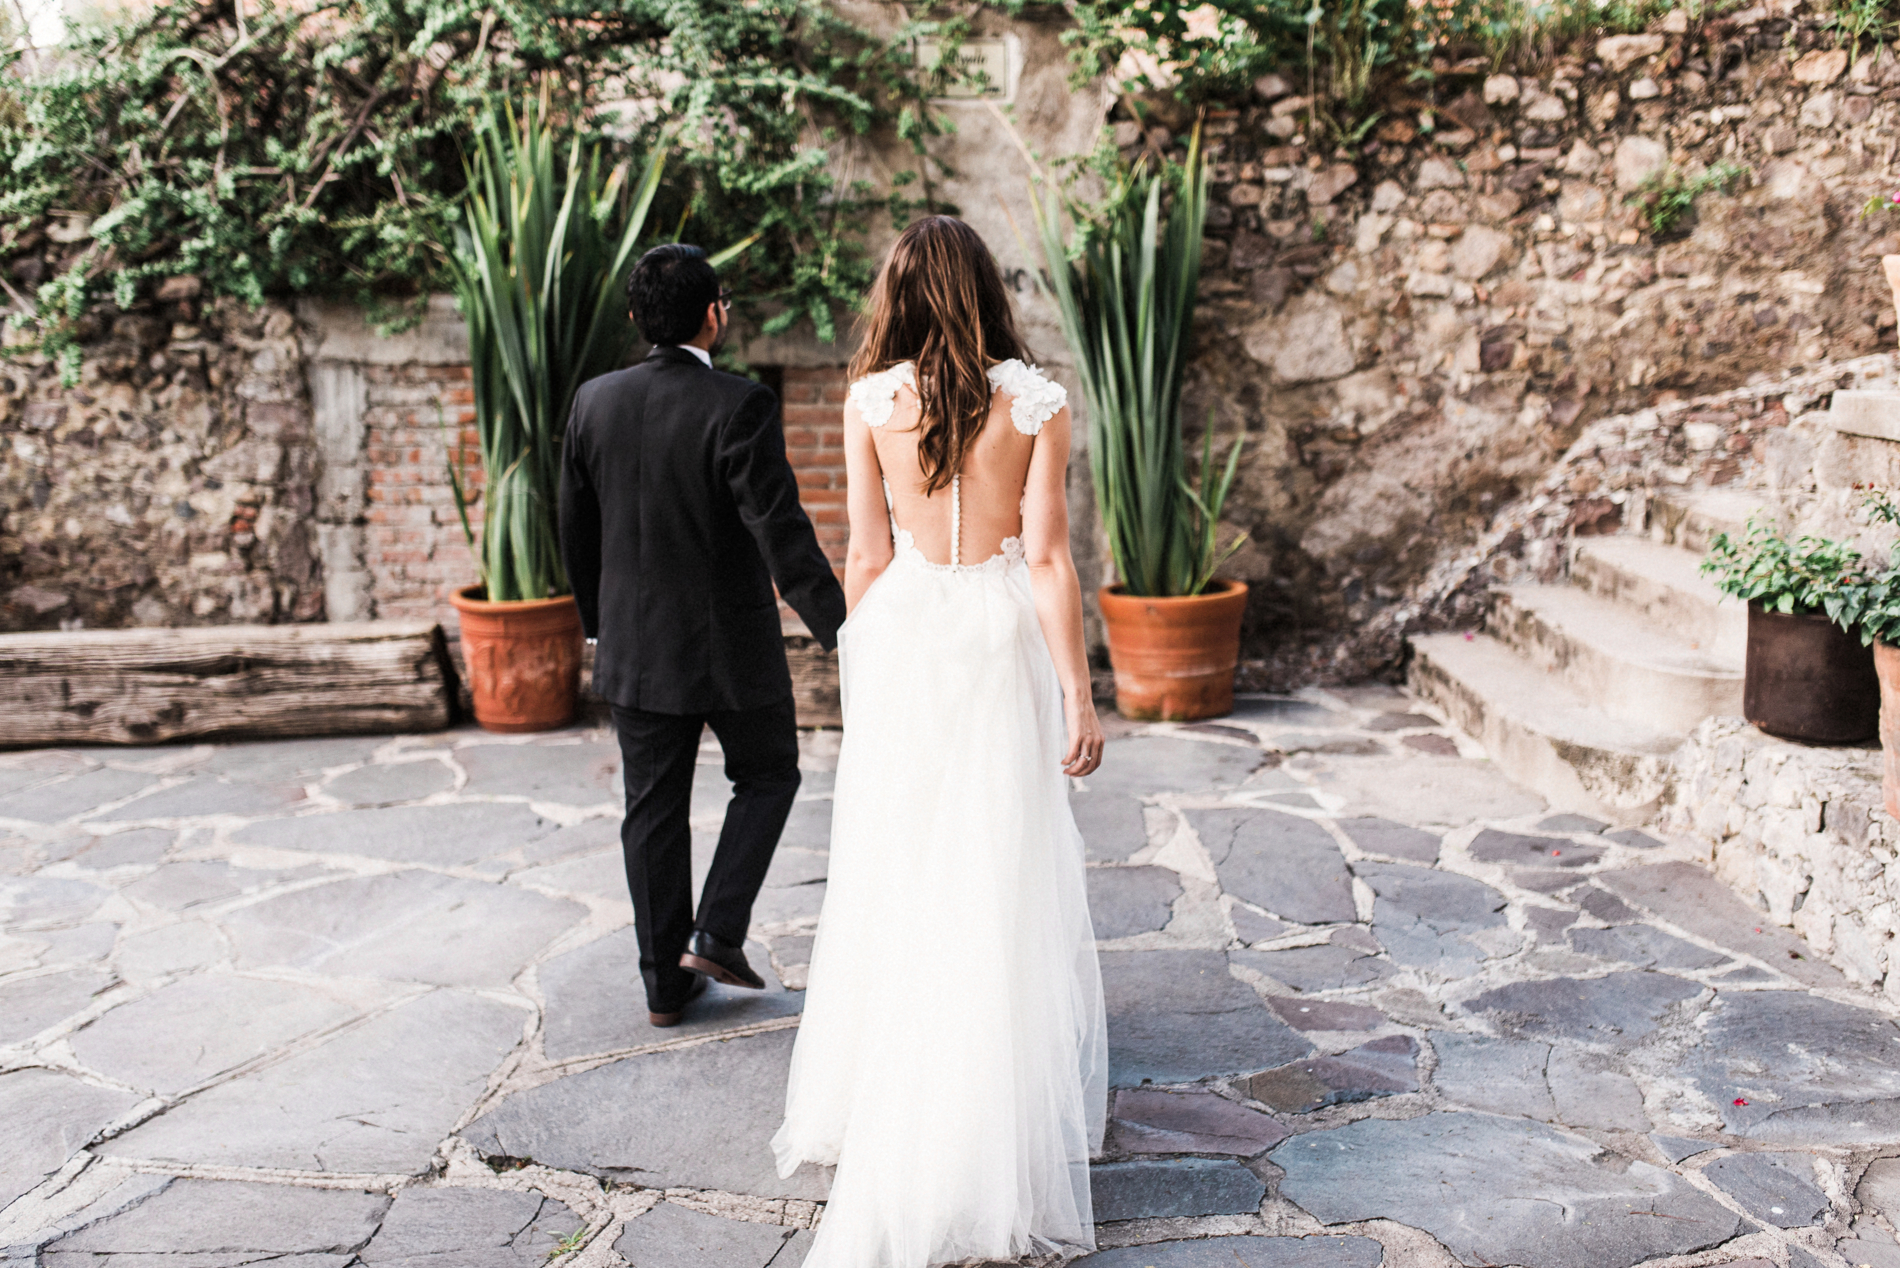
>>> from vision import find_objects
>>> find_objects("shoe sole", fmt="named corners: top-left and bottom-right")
top-left (680, 953), bottom-right (766, 990)
top-left (648, 1010), bottom-right (684, 1027)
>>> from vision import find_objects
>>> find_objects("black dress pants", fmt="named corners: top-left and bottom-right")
top-left (611, 698), bottom-right (801, 1012)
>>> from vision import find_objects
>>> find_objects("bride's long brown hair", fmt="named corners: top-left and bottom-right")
top-left (850, 216), bottom-right (1029, 494)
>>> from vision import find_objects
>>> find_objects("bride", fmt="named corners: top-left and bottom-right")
top-left (772, 215), bottom-right (1109, 1266)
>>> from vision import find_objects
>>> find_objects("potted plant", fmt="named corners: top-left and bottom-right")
top-left (445, 93), bottom-right (663, 731)
top-left (1826, 487), bottom-right (1900, 816)
top-left (1701, 514), bottom-right (1879, 744)
top-left (1029, 124), bottom-right (1250, 721)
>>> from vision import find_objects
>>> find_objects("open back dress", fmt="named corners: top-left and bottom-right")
top-left (771, 359), bottom-right (1107, 1267)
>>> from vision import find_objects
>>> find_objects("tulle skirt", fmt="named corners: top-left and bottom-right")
top-left (772, 547), bottom-right (1107, 1267)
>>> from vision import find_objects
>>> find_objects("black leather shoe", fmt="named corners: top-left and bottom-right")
top-left (680, 930), bottom-right (766, 990)
top-left (648, 972), bottom-right (708, 1028)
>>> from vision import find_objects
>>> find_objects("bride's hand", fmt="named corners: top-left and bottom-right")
top-left (1062, 694), bottom-right (1105, 777)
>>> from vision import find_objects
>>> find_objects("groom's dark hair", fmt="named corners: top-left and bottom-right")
top-left (629, 244), bottom-right (720, 346)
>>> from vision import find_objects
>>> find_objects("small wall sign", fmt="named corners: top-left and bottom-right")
top-left (914, 37), bottom-right (1015, 102)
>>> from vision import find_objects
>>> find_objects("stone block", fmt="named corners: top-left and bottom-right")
top-left (1243, 293), bottom-right (1356, 385)
top-left (1462, 971), bottom-right (1703, 1049)
top-left (233, 802), bottom-right (561, 868)
top-left (1108, 1087), bottom-right (1288, 1156)
top-left (1650, 1133), bottom-right (1715, 1163)
top-left (1614, 136), bottom-right (1668, 191)
top-left (1686, 989), bottom-right (1900, 1144)
top-left (40, 1178), bottom-right (389, 1266)
top-left (612, 1201), bottom-right (804, 1268)
top-left (102, 989), bottom-right (524, 1174)
top-left (1432, 1033), bottom-right (1557, 1119)
top-left (0, 768), bottom-right (158, 824)
top-left (536, 925), bottom-right (800, 1059)
top-left (461, 1028), bottom-right (826, 1200)
top-left (1565, 924), bottom-right (1732, 970)
top-left (1274, 1112), bottom-right (1742, 1268)
top-left (1702, 1151), bottom-right (1830, 1226)
top-left (1244, 1036), bottom-right (1418, 1114)
top-left (1337, 818), bottom-right (1440, 863)
top-left (359, 1187), bottom-right (582, 1267)
top-left (1100, 950), bottom-right (1313, 1085)
top-left (1597, 33), bottom-right (1664, 71)
top-left (1074, 1236), bottom-right (1384, 1267)
top-left (1264, 996), bottom-right (1385, 1031)
top-left (96, 776), bottom-right (308, 820)
top-left (455, 740), bottom-right (621, 804)
top-left (1355, 862), bottom-right (1506, 974)
top-left (323, 760), bottom-right (457, 807)
top-left (115, 920), bottom-right (224, 980)
top-left (69, 972), bottom-right (370, 1095)
top-left (1547, 1048), bottom-right (1650, 1131)
top-left (226, 870), bottom-right (582, 988)
top-left (1470, 829), bottom-right (1603, 869)
top-left (1089, 1158), bottom-right (1266, 1221)
top-left (0, 1068), bottom-right (141, 1210)
top-left (0, 876), bottom-right (113, 930)
top-left (0, 968), bottom-right (112, 1045)
top-left (1231, 944), bottom-right (1394, 993)
top-left (1190, 808), bottom-right (1355, 925)
top-left (1088, 866), bottom-right (1184, 939)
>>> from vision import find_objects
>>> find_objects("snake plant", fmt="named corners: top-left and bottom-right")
top-left (1028, 124), bottom-right (1246, 598)
top-left (445, 92), bottom-right (664, 603)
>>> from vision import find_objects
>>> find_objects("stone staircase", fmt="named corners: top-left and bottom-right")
top-left (1409, 387), bottom-right (1900, 826)
top-left (1409, 518), bottom-right (1746, 826)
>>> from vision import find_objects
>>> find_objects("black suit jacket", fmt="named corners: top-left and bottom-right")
top-left (558, 346), bottom-right (846, 714)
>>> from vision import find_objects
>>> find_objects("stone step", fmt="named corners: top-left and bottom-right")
top-left (1570, 536), bottom-right (1748, 663)
top-left (1646, 487), bottom-right (1777, 555)
top-left (1488, 585), bottom-right (1743, 735)
top-left (1828, 389), bottom-right (1900, 444)
top-left (1408, 632), bottom-right (1682, 827)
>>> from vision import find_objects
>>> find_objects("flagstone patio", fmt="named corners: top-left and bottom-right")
top-left (1, 686), bottom-right (1897, 1267)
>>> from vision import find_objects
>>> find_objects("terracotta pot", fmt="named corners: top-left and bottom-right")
top-left (449, 586), bottom-right (584, 733)
top-left (1879, 640), bottom-right (1900, 819)
top-left (1744, 603), bottom-right (1878, 743)
top-left (1098, 581), bottom-right (1248, 722)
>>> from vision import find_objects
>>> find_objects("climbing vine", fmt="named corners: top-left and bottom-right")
top-left (0, 0), bottom-right (979, 370)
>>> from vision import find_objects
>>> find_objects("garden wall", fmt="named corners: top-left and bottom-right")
top-left (1172, 7), bottom-right (1900, 685)
top-left (9, 0), bottom-right (1900, 673)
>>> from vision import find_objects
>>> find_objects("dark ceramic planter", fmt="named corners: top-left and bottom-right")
top-left (1745, 603), bottom-right (1878, 743)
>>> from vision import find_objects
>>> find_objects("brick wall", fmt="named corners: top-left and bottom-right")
top-left (360, 363), bottom-right (481, 624)
top-left (779, 366), bottom-right (850, 568)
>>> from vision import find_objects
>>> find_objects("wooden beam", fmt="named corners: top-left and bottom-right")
top-left (0, 623), bottom-right (457, 748)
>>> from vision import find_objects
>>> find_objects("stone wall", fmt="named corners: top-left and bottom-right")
top-left (13, 0), bottom-right (1900, 670)
top-left (0, 295), bottom-right (323, 631)
top-left (1181, 3), bottom-right (1900, 684)
top-left (1671, 718), bottom-right (1897, 998)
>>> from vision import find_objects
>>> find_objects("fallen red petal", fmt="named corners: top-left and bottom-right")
top-left (1733, 1098), bottom-right (1749, 1106)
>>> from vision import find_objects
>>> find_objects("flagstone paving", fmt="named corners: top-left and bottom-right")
top-left (3, 687), bottom-right (1900, 1266)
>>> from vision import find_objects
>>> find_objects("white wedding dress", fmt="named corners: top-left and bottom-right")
top-left (772, 360), bottom-right (1107, 1267)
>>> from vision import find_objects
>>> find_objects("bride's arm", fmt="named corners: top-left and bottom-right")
top-left (1021, 406), bottom-right (1105, 777)
top-left (842, 397), bottom-right (893, 616)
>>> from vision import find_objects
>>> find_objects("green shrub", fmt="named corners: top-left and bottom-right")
top-left (1029, 127), bottom-right (1247, 598)
top-left (1627, 162), bottom-right (1749, 237)
top-left (1701, 514), bottom-right (1869, 617)
top-left (0, 0), bottom-right (948, 374)
top-left (1828, 488), bottom-right (1900, 646)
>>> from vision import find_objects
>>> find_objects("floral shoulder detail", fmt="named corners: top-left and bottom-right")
top-left (846, 362), bottom-right (916, 429)
top-left (986, 359), bottom-right (1065, 436)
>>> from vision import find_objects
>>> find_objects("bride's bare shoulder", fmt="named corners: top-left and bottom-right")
top-left (985, 359), bottom-right (1066, 437)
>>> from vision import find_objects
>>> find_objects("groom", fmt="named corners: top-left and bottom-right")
top-left (559, 244), bottom-right (846, 1027)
